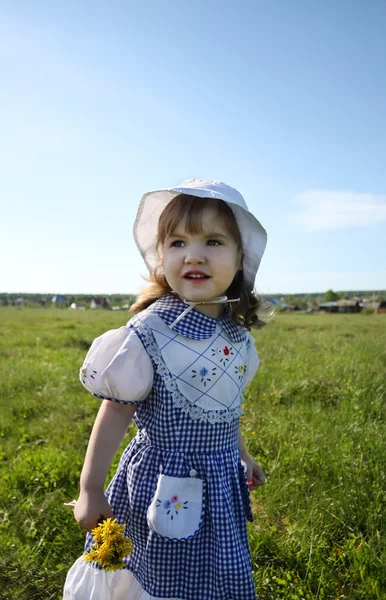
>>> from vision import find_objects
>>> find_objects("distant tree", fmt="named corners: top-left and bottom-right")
top-left (297, 300), bottom-right (308, 310)
top-left (323, 289), bottom-right (340, 302)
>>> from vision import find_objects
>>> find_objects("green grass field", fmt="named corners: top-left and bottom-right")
top-left (0, 308), bottom-right (385, 599)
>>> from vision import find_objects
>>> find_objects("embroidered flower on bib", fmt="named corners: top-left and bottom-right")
top-left (211, 345), bottom-right (234, 365)
top-left (234, 364), bottom-right (247, 381)
top-left (192, 366), bottom-right (217, 387)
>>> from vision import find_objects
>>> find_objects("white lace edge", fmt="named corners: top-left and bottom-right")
top-left (131, 316), bottom-right (244, 425)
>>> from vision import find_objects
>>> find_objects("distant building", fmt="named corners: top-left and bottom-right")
top-left (70, 302), bottom-right (86, 310)
top-left (318, 300), bottom-right (362, 314)
top-left (376, 300), bottom-right (386, 315)
top-left (282, 304), bottom-right (301, 312)
top-left (336, 299), bottom-right (362, 313)
top-left (90, 297), bottom-right (109, 309)
top-left (362, 301), bottom-right (380, 310)
top-left (52, 294), bottom-right (67, 306)
top-left (318, 301), bottom-right (338, 313)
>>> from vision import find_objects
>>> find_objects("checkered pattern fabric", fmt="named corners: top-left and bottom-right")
top-left (82, 295), bottom-right (258, 599)
top-left (148, 293), bottom-right (247, 343)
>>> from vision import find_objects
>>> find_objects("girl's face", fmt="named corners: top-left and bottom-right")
top-left (162, 204), bottom-right (241, 317)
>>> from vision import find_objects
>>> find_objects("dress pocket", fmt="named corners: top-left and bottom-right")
top-left (147, 474), bottom-right (205, 541)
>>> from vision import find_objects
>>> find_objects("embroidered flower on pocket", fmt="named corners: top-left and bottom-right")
top-left (192, 366), bottom-right (217, 387)
top-left (156, 496), bottom-right (189, 520)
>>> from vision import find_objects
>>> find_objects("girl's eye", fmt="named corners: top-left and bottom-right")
top-left (207, 240), bottom-right (221, 246)
top-left (171, 240), bottom-right (185, 247)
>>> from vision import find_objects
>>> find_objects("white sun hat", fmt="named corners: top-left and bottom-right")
top-left (133, 178), bottom-right (267, 292)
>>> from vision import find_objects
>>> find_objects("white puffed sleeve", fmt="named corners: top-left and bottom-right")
top-left (242, 334), bottom-right (260, 390)
top-left (79, 326), bottom-right (154, 404)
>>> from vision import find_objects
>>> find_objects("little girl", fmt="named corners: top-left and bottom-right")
top-left (64, 178), bottom-right (268, 600)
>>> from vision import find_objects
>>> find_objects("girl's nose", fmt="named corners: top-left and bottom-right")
top-left (184, 245), bottom-right (205, 264)
top-left (184, 254), bottom-right (205, 264)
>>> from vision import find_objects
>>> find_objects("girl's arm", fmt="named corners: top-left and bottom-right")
top-left (238, 427), bottom-right (265, 491)
top-left (74, 400), bottom-right (137, 531)
top-left (238, 427), bottom-right (249, 463)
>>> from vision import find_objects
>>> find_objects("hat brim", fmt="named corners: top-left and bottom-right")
top-left (133, 185), bottom-right (267, 291)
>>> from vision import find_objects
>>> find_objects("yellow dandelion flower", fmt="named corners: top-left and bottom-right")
top-left (84, 518), bottom-right (133, 572)
top-left (99, 518), bottom-right (125, 539)
top-left (91, 528), bottom-right (103, 545)
top-left (83, 552), bottom-right (94, 563)
top-left (96, 542), bottom-right (114, 565)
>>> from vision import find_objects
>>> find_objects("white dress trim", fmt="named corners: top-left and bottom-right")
top-left (63, 556), bottom-right (183, 599)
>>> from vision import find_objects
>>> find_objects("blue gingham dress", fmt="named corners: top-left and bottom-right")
top-left (80, 294), bottom-right (259, 600)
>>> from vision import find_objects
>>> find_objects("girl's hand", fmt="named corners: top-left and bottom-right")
top-left (243, 456), bottom-right (265, 491)
top-left (73, 489), bottom-right (114, 532)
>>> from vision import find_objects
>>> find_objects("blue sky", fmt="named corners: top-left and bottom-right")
top-left (1, 0), bottom-right (386, 296)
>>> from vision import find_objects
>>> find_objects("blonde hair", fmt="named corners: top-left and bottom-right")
top-left (131, 194), bottom-right (269, 329)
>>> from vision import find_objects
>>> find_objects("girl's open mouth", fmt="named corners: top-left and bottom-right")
top-left (184, 274), bottom-right (210, 280)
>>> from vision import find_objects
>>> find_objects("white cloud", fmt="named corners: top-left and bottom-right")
top-left (292, 190), bottom-right (386, 231)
